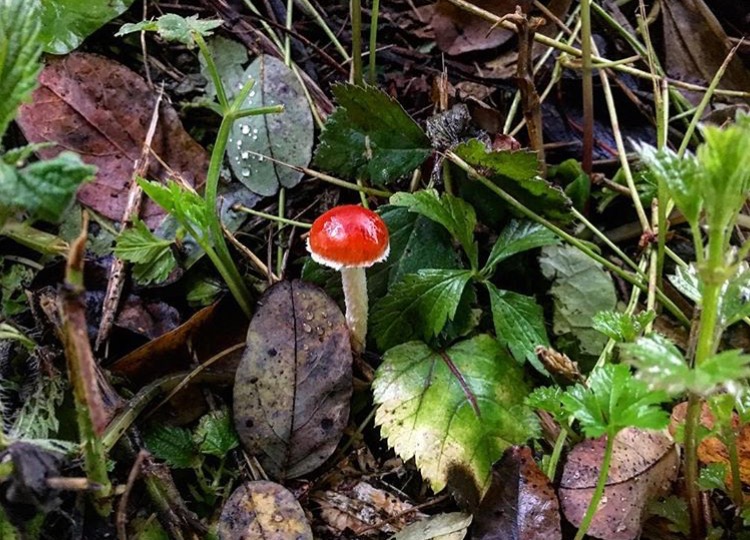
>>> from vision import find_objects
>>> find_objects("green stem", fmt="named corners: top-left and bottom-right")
top-left (546, 427), bottom-right (567, 480)
top-left (726, 427), bottom-right (744, 510)
top-left (580, 0), bottom-right (593, 174)
top-left (573, 431), bottom-right (615, 540)
top-left (194, 33), bottom-right (228, 112)
top-left (350, 0), bottom-right (363, 85)
top-left (368, 0), bottom-right (380, 84)
top-left (276, 188), bottom-right (286, 276)
top-left (683, 393), bottom-right (704, 539)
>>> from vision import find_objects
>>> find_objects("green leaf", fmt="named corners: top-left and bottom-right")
top-left (0, 152), bottom-right (96, 222)
top-left (390, 189), bottom-right (478, 268)
top-left (592, 310), bottom-right (655, 343)
top-left (722, 265), bottom-right (750, 326)
top-left (0, 0), bottom-right (42, 139)
top-left (526, 386), bottom-right (567, 425)
top-left (668, 264), bottom-right (701, 303)
top-left (193, 409), bottom-right (239, 458)
top-left (116, 14), bottom-right (222, 48)
top-left (313, 84), bottom-right (431, 186)
top-left (144, 425), bottom-right (199, 469)
top-left (624, 334), bottom-right (750, 396)
top-left (482, 219), bottom-right (557, 276)
top-left (486, 283), bottom-right (549, 374)
top-left (114, 219), bottom-right (177, 285)
top-left (370, 269), bottom-right (473, 350)
top-left (648, 496), bottom-right (690, 535)
top-left (11, 374), bottom-right (65, 439)
top-left (227, 55), bottom-right (313, 196)
top-left (559, 363), bottom-right (670, 438)
top-left (373, 335), bottom-right (538, 499)
top-left (636, 144), bottom-right (702, 227)
top-left (41, 0), bottom-right (135, 54)
top-left (698, 114), bottom-right (750, 232)
top-left (368, 206), bottom-right (462, 299)
top-left (539, 245), bottom-right (617, 358)
top-left (697, 463), bottom-right (727, 492)
top-left (0, 259), bottom-right (32, 317)
top-left (454, 139), bottom-right (572, 223)
top-left (138, 179), bottom-right (210, 240)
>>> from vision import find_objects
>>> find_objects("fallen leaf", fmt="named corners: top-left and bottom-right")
top-left (430, 1), bottom-right (529, 56)
top-left (227, 54), bottom-right (314, 196)
top-left (559, 428), bottom-right (679, 540)
top-left (391, 512), bottom-right (472, 540)
top-left (233, 280), bottom-right (352, 479)
top-left (661, 0), bottom-right (750, 103)
top-left (312, 481), bottom-right (422, 536)
top-left (473, 446), bottom-right (562, 540)
top-left (16, 52), bottom-right (209, 228)
top-left (217, 481), bottom-right (313, 540)
top-left (670, 401), bottom-right (750, 486)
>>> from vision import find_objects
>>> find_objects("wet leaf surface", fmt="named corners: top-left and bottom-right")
top-left (16, 52), bottom-right (209, 228)
top-left (233, 280), bottom-right (352, 479)
top-left (473, 446), bottom-right (561, 540)
top-left (217, 481), bottom-right (312, 540)
top-left (559, 428), bottom-right (679, 540)
top-left (392, 512), bottom-right (472, 540)
top-left (227, 54), bottom-right (314, 196)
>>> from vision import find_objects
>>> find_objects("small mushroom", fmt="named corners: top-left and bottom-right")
top-left (307, 205), bottom-right (390, 353)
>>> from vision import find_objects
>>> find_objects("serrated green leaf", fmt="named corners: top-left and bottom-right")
top-left (592, 310), bottom-right (655, 343)
top-left (0, 259), bottom-right (32, 317)
top-left (368, 206), bottom-right (462, 299)
top-left (390, 189), bottom-right (477, 268)
top-left (486, 283), bottom-right (549, 374)
top-left (636, 144), bottom-right (702, 227)
top-left (144, 425), bottom-right (199, 469)
top-left (624, 334), bottom-right (750, 396)
top-left (313, 84), bottom-right (431, 186)
top-left (0, 152), bottom-right (96, 222)
top-left (648, 496), bottom-right (690, 535)
top-left (41, 0), bottom-right (136, 54)
top-left (0, 0), bottom-right (42, 139)
top-left (226, 55), bottom-right (313, 196)
top-left (11, 374), bottom-right (65, 439)
top-left (560, 363), bottom-right (670, 438)
top-left (539, 245), bottom-right (617, 357)
top-left (526, 386), bottom-right (567, 425)
top-left (370, 269), bottom-right (473, 350)
top-left (114, 219), bottom-right (176, 285)
top-left (668, 264), bottom-right (701, 303)
top-left (194, 409), bottom-right (239, 457)
top-left (723, 265), bottom-right (750, 326)
top-left (698, 463), bottom-right (727, 492)
top-left (117, 14), bottom-right (221, 48)
top-left (482, 219), bottom-right (557, 276)
top-left (373, 335), bottom-right (538, 498)
top-left (138, 179), bottom-right (210, 239)
top-left (454, 139), bottom-right (572, 223)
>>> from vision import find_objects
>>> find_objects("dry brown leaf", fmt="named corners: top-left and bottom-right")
top-left (473, 446), bottom-right (562, 540)
top-left (661, 0), bottom-right (750, 103)
top-left (559, 428), bottom-right (679, 540)
top-left (16, 52), bottom-right (209, 228)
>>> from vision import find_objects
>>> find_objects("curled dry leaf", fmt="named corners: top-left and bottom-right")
top-left (473, 446), bottom-right (561, 540)
top-left (16, 52), bottom-right (209, 228)
top-left (217, 481), bottom-right (312, 540)
top-left (233, 280), bottom-right (353, 479)
top-left (670, 401), bottom-right (750, 485)
top-left (559, 428), bottom-right (679, 540)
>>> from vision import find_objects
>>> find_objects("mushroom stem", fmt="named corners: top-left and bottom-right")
top-left (340, 266), bottom-right (368, 353)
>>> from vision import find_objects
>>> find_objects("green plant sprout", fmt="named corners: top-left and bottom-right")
top-left (117, 15), bottom-right (284, 317)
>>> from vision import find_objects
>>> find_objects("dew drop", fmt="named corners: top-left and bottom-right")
top-left (258, 156), bottom-right (265, 162)
top-left (252, 128), bottom-right (259, 134)
top-left (241, 125), bottom-right (250, 135)
top-left (241, 168), bottom-right (250, 177)
top-left (305, 312), bottom-right (314, 321)
top-left (302, 323), bottom-right (312, 333)
top-left (249, 90), bottom-right (256, 98)
top-left (241, 151), bottom-right (249, 159)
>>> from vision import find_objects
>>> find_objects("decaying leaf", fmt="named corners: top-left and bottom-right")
top-left (559, 428), bottom-right (679, 540)
top-left (16, 52), bottom-right (209, 228)
top-left (429, 1), bottom-right (530, 56)
top-left (227, 54), bottom-right (314, 196)
top-left (217, 481), bottom-right (312, 540)
top-left (233, 280), bottom-right (352, 479)
top-left (391, 512), bottom-right (472, 540)
top-left (473, 446), bottom-right (561, 540)
top-left (312, 481), bottom-right (423, 536)
top-left (539, 245), bottom-right (617, 358)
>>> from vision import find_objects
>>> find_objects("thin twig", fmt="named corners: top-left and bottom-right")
top-left (117, 450), bottom-right (149, 540)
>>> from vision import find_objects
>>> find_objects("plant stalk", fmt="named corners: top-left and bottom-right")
top-left (368, 0), bottom-right (380, 84)
top-left (340, 267), bottom-right (368, 353)
top-left (580, 0), bottom-right (593, 174)
top-left (350, 0), bottom-right (363, 85)
top-left (683, 393), bottom-right (704, 539)
top-left (573, 431), bottom-right (615, 540)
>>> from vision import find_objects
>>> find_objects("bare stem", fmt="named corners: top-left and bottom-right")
top-left (340, 267), bottom-right (368, 353)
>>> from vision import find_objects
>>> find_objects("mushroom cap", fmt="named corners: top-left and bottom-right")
top-left (307, 205), bottom-right (390, 270)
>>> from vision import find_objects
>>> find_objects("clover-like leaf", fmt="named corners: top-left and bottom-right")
top-left (117, 14), bottom-right (222, 48)
top-left (370, 269), bottom-right (473, 350)
top-left (482, 219), bottom-right (558, 276)
top-left (373, 335), bottom-right (538, 504)
top-left (194, 408), bottom-right (239, 458)
top-left (486, 283), bottom-right (549, 373)
top-left (313, 84), bottom-right (431, 186)
top-left (390, 189), bottom-right (477, 268)
top-left (560, 363), bottom-right (670, 438)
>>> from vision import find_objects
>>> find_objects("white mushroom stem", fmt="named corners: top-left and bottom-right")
top-left (340, 266), bottom-right (368, 354)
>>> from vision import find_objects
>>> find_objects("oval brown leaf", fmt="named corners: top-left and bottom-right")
top-left (559, 428), bottom-right (679, 540)
top-left (16, 52), bottom-right (209, 228)
top-left (217, 481), bottom-right (312, 540)
top-left (473, 446), bottom-right (561, 540)
top-left (233, 280), bottom-right (352, 479)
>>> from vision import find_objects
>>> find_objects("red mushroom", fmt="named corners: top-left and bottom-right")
top-left (307, 205), bottom-right (390, 353)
